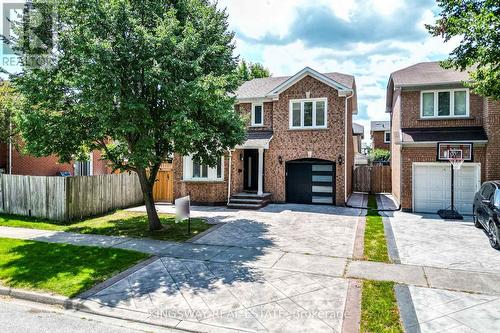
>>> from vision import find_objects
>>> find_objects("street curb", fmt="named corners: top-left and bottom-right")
top-left (0, 285), bottom-right (77, 309)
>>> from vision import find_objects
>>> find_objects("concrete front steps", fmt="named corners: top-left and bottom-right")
top-left (227, 192), bottom-right (272, 210)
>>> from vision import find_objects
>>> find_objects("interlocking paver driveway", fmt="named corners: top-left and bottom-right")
top-left (82, 204), bottom-right (363, 332)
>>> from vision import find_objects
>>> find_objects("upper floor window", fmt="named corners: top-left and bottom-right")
top-left (289, 98), bottom-right (327, 129)
top-left (384, 131), bottom-right (391, 143)
top-left (421, 89), bottom-right (469, 118)
top-left (251, 103), bottom-right (263, 126)
top-left (183, 155), bottom-right (223, 181)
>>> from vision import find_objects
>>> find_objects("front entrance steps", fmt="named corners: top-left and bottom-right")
top-left (227, 192), bottom-right (272, 210)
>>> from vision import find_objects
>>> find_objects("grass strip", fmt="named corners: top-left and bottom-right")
top-left (363, 194), bottom-right (390, 262)
top-left (0, 237), bottom-right (148, 297)
top-left (0, 210), bottom-right (210, 242)
top-left (361, 280), bottom-right (404, 333)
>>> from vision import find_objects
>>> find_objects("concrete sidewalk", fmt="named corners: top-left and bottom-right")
top-left (0, 225), bottom-right (178, 255)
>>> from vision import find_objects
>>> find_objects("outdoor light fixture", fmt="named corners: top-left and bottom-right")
top-left (278, 156), bottom-right (283, 165)
top-left (240, 153), bottom-right (243, 161)
top-left (338, 154), bottom-right (343, 165)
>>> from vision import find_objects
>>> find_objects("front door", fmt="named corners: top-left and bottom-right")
top-left (243, 149), bottom-right (259, 191)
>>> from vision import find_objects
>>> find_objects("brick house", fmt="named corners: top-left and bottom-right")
top-left (173, 67), bottom-right (357, 207)
top-left (370, 121), bottom-right (391, 150)
top-left (0, 143), bottom-right (110, 176)
top-left (386, 62), bottom-right (500, 214)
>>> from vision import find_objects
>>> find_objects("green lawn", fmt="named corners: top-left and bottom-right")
top-left (361, 280), bottom-right (404, 333)
top-left (0, 211), bottom-right (210, 242)
top-left (364, 195), bottom-right (390, 263)
top-left (0, 238), bottom-right (148, 297)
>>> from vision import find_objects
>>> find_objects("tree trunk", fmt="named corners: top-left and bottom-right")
top-left (137, 168), bottom-right (162, 231)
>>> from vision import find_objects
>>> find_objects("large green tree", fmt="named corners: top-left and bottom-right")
top-left (6, 0), bottom-right (245, 230)
top-left (427, 0), bottom-right (500, 99)
top-left (236, 60), bottom-right (271, 82)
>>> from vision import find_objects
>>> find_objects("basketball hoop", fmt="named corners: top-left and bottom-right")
top-left (446, 147), bottom-right (464, 170)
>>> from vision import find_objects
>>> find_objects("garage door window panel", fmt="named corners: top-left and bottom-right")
top-left (286, 160), bottom-right (335, 205)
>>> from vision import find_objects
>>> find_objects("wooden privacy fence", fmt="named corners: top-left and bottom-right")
top-left (0, 173), bottom-right (144, 222)
top-left (353, 165), bottom-right (392, 193)
top-left (153, 170), bottom-right (173, 203)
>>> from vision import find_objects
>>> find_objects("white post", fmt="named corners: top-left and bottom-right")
top-left (257, 148), bottom-right (264, 196)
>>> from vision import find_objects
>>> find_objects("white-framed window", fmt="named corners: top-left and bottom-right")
top-left (251, 103), bottom-right (264, 126)
top-left (289, 98), bottom-right (327, 129)
top-left (75, 153), bottom-right (93, 176)
top-left (183, 155), bottom-right (224, 181)
top-left (420, 89), bottom-right (469, 118)
top-left (384, 131), bottom-right (391, 143)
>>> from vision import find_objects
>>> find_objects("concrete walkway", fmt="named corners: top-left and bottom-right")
top-left (0, 226), bottom-right (177, 255)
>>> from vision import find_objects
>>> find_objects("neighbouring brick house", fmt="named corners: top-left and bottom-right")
top-left (173, 67), bottom-right (358, 207)
top-left (387, 61), bottom-right (500, 214)
top-left (0, 142), bottom-right (110, 176)
top-left (370, 121), bottom-right (391, 150)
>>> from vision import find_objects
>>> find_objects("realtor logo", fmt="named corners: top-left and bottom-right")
top-left (1, 0), bottom-right (54, 71)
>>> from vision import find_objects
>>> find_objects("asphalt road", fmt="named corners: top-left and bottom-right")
top-left (0, 297), bottom-right (180, 333)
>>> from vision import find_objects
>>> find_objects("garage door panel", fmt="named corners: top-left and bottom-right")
top-left (413, 164), bottom-right (479, 215)
top-left (286, 161), bottom-right (335, 205)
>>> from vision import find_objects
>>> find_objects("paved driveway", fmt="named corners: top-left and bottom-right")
top-left (386, 211), bottom-right (500, 274)
top-left (82, 204), bottom-right (363, 333)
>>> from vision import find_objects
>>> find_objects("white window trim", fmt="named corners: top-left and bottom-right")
top-left (420, 88), bottom-right (469, 119)
top-left (289, 98), bottom-right (328, 129)
top-left (182, 155), bottom-right (224, 182)
top-left (251, 103), bottom-right (264, 127)
top-left (384, 131), bottom-right (391, 143)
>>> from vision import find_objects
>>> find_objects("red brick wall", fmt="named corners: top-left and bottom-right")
top-left (400, 146), bottom-right (486, 211)
top-left (483, 99), bottom-right (500, 180)
top-left (238, 102), bottom-right (273, 131)
top-left (172, 74), bottom-right (353, 206)
top-left (372, 131), bottom-right (390, 150)
top-left (172, 153), bottom-right (229, 205)
top-left (391, 89), bottom-right (402, 205)
top-left (264, 75), bottom-right (348, 205)
top-left (401, 90), bottom-right (483, 128)
top-left (8, 147), bottom-right (110, 176)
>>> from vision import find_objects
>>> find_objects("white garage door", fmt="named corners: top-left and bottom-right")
top-left (413, 163), bottom-right (480, 215)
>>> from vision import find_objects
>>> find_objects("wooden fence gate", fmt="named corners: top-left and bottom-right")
top-left (353, 165), bottom-right (391, 193)
top-left (153, 163), bottom-right (174, 202)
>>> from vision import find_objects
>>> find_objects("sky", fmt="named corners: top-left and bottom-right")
top-left (216, 0), bottom-right (460, 145)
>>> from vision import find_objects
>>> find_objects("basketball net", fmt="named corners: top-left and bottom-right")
top-left (446, 146), bottom-right (464, 170)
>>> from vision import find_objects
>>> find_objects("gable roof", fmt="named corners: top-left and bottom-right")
top-left (390, 61), bottom-right (472, 88)
top-left (236, 67), bottom-right (355, 100)
top-left (353, 122), bottom-right (364, 136)
top-left (371, 121), bottom-right (390, 132)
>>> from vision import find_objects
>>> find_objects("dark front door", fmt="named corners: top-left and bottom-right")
top-left (244, 149), bottom-right (259, 191)
top-left (286, 159), bottom-right (335, 205)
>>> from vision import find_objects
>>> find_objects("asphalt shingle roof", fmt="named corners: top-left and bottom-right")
top-left (236, 72), bottom-right (354, 100)
top-left (390, 61), bottom-right (473, 87)
top-left (370, 121), bottom-right (390, 132)
top-left (353, 123), bottom-right (364, 135)
top-left (401, 127), bottom-right (487, 143)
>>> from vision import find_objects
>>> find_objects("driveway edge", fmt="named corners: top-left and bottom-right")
top-left (77, 255), bottom-right (160, 299)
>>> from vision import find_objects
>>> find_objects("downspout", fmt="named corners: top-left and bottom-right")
top-left (8, 120), bottom-right (12, 174)
top-left (344, 92), bottom-right (354, 205)
top-left (227, 149), bottom-right (232, 205)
